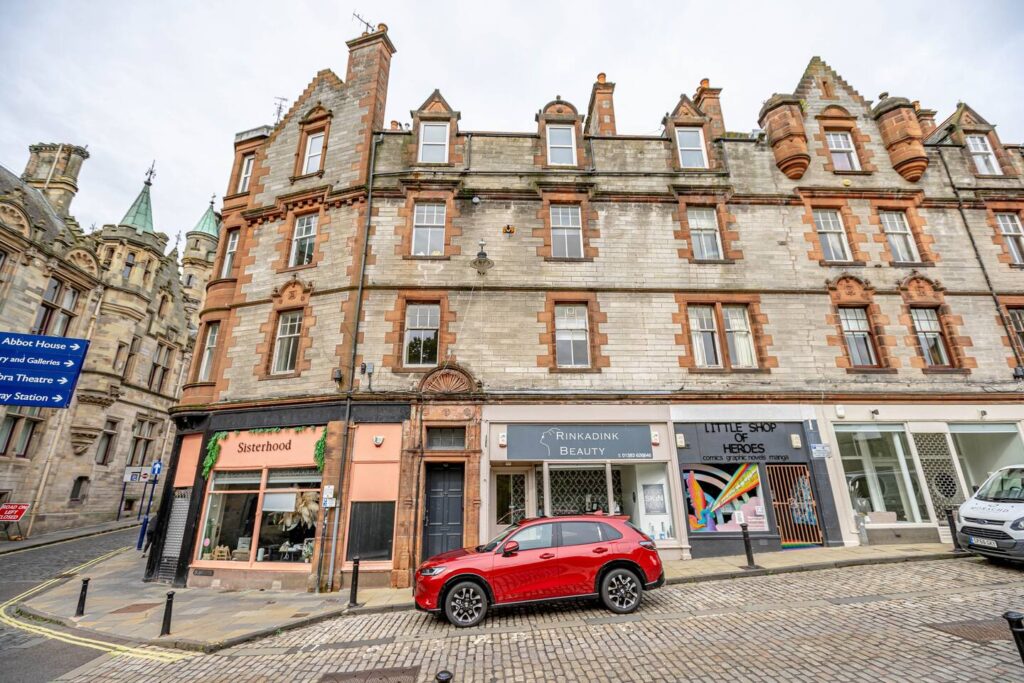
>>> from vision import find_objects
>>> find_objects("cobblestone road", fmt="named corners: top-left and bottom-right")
top-left (0, 527), bottom-right (138, 682)
top-left (55, 557), bottom-right (1024, 682)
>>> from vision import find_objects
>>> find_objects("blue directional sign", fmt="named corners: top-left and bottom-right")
top-left (0, 332), bottom-right (89, 408)
top-left (151, 460), bottom-right (163, 477)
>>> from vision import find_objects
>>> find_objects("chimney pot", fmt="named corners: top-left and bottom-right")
top-left (377, 23), bottom-right (387, 32)
top-left (390, 120), bottom-right (401, 130)
top-left (597, 72), bottom-right (606, 84)
top-left (700, 78), bottom-right (710, 89)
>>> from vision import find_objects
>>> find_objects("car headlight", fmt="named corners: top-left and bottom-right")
top-left (419, 566), bottom-right (446, 576)
top-left (1010, 518), bottom-right (1024, 531)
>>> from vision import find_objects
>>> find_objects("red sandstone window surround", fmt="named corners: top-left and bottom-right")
top-left (813, 106), bottom-right (876, 174)
top-left (538, 293), bottom-right (608, 373)
top-left (673, 294), bottom-right (776, 373)
top-left (291, 104), bottom-right (332, 180)
top-left (826, 276), bottom-right (897, 373)
top-left (898, 275), bottom-right (973, 373)
top-left (384, 292), bottom-right (456, 373)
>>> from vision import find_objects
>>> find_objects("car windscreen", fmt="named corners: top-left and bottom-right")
top-left (478, 525), bottom-right (517, 552)
top-left (976, 468), bottom-right (1024, 502)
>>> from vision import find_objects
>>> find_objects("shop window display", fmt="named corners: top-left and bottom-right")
top-left (836, 426), bottom-right (929, 524)
top-left (198, 468), bottom-right (321, 563)
top-left (684, 463), bottom-right (768, 533)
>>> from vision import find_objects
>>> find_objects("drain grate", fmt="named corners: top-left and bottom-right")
top-left (320, 667), bottom-right (419, 683)
top-left (927, 618), bottom-right (1012, 643)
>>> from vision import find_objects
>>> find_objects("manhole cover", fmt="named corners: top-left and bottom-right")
top-left (928, 618), bottom-right (1012, 643)
top-left (320, 668), bottom-right (419, 683)
top-left (109, 602), bottom-right (162, 614)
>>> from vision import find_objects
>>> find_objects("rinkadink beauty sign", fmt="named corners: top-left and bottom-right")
top-left (506, 424), bottom-right (653, 460)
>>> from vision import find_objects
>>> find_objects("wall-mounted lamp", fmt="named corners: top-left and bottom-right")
top-left (470, 239), bottom-right (494, 275)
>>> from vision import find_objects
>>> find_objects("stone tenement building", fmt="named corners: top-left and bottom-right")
top-left (147, 24), bottom-right (1024, 593)
top-left (0, 144), bottom-right (218, 534)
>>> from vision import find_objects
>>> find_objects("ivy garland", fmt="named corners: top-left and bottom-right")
top-left (202, 426), bottom-right (328, 478)
top-left (313, 427), bottom-right (328, 472)
top-left (202, 431), bottom-right (228, 479)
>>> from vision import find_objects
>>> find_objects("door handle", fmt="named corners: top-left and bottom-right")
top-left (540, 552), bottom-right (555, 559)
top-left (593, 547), bottom-right (608, 554)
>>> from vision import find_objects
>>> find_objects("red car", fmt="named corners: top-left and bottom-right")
top-left (414, 514), bottom-right (664, 627)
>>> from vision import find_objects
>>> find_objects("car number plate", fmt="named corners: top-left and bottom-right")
top-left (969, 536), bottom-right (998, 548)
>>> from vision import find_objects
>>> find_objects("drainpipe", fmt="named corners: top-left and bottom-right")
top-left (42, 144), bottom-right (64, 191)
top-left (935, 143), bottom-right (1024, 375)
top-left (323, 132), bottom-right (383, 592)
top-left (26, 285), bottom-right (103, 537)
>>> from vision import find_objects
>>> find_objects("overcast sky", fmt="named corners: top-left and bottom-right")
top-left (2, 1), bottom-right (1022, 250)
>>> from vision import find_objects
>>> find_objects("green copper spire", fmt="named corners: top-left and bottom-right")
top-left (120, 163), bottom-right (156, 234)
top-left (191, 195), bottom-right (220, 237)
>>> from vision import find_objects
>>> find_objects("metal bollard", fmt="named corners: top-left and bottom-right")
top-left (1003, 611), bottom-right (1024, 665)
top-left (348, 556), bottom-right (361, 608)
top-left (435, 671), bottom-right (454, 682)
top-left (160, 591), bottom-right (174, 636)
top-left (946, 507), bottom-right (965, 552)
top-left (740, 523), bottom-right (759, 570)
top-left (75, 578), bottom-right (89, 617)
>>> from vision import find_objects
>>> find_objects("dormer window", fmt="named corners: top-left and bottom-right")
top-left (418, 123), bottom-right (449, 163)
top-left (546, 125), bottom-right (576, 165)
top-left (826, 131), bottom-right (860, 171)
top-left (237, 154), bottom-right (255, 193)
top-left (967, 134), bottom-right (1001, 175)
top-left (676, 128), bottom-right (708, 169)
top-left (303, 132), bottom-right (325, 175)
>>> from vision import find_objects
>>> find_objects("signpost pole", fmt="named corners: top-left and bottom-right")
top-left (116, 480), bottom-right (127, 521)
top-left (137, 480), bottom-right (146, 521)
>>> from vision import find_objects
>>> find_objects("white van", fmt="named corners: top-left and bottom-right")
top-left (956, 465), bottom-right (1024, 562)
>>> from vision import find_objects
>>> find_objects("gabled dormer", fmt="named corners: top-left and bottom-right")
top-left (409, 89), bottom-right (462, 166)
top-left (926, 103), bottom-right (1018, 178)
top-left (535, 97), bottom-right (587, 169)
top-left (794, 58), bottom-right (876, 176)
top-left (662, 83), bottom-right (723, 172)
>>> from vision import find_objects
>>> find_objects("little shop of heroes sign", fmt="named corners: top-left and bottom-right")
top-left (681, 422), bottom-right (805, 464)
top-left (506, 424), bottom-right (654, 460)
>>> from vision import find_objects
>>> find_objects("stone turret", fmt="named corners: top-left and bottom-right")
top-left (872, 94), bottom-right (929, 182)
top-left (181, 199), bottom-right (220, 334)
top-left (758, 94), bottom-right (810, 179)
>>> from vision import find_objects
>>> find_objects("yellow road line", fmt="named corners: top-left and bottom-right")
top-left (0, 524), bottom-right (140, 558)
top-left (0, 545), bottom-right (193, 663)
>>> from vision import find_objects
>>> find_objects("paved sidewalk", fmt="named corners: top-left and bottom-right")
top-left (17, 541), bottom-right (964, 652)
top-left (0, 518), bottom-right (141, 555)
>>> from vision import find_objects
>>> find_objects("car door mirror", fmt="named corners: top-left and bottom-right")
top-left (501, 540), bottom-right (519, 556)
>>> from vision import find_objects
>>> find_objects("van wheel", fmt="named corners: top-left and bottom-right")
top-left (600, 568), bottom-right (642, 614)
top-left (444, 581), bottom-right (488, 628)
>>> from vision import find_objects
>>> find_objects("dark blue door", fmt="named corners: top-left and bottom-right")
top-left (423, 464), bottom-right (464, 561)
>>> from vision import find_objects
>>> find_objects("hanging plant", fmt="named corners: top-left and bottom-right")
top-left (202, 431), bottom-right (229, 479)
top-left (313, 427), bottom-right (328, 472)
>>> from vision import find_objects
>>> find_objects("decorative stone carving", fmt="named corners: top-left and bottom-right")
top-left (70, 425), bottom-right (102, 455)
top-left (758, 94), bottom-right (810, 180)
top-left (418, 364), bottom-right (479, 394)
top-left (65, 248), bottom-right (99, 277)
top-left (0, 202), bottom-right (31, 236)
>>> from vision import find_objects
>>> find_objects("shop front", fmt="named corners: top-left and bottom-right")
top-left (827, 406), bottom-right (1024, 545)
top-left (482, 405), bottom-right (686, 560)
top-left (188, 426), bottom-right (326, 589)
top-left (672, 405), bottom-right (843, 559)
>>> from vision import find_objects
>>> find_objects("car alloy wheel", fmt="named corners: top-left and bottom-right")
top-left (445, 581), bottom-right (487, 627)
top-left (601, 568), bottom-right (642, 613)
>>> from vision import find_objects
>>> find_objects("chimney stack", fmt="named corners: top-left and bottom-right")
top-left (586, 72), bottom-right (617, 136)
top-left (345, 23), bottom-right (397, 184)
top-left (912, 101), bottom-right (938, 137)
top-left (22, 143), bottom-right (89, 218)
top-left (693, 78), bottom-right (725, 140)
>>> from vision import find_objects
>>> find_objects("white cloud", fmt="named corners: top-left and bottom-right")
top-left (1, 0), bottom-right (1022, 246)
